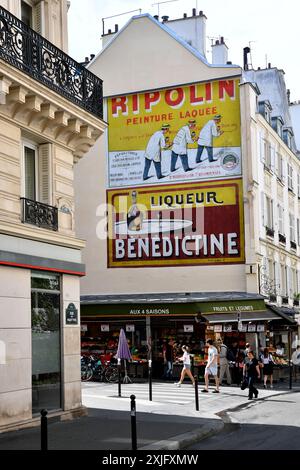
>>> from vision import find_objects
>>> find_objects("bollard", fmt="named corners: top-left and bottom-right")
top-left (194, 375), bottom-right (199, 411)
top-left (148, 359), bottom-right (152, 401)
top-left (118, 358), bottom-right (121, 397)
top-left (130, 394), bottom-right (137, 451)
top-left (40, 409), bottom-right (48, 451)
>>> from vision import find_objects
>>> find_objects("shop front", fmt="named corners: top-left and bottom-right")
top-left (80, 293), bottom-right (286, 381)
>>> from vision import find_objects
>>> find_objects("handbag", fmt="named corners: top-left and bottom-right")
top-left (240, 376), bottom-right (249, 390)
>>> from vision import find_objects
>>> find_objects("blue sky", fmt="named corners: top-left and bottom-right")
top-left (68, 0), bottom-right (300, 101)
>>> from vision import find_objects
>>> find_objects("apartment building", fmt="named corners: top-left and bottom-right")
top-left (0, 0), bottom-right (106, 429)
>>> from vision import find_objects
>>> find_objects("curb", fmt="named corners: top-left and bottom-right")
top-left (139, 420), bottom-right (224, 450)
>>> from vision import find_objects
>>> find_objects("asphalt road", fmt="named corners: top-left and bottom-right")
top-left (188, 391), bottom-right (300, 450)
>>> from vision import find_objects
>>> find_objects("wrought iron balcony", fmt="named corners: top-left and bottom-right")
top-left (0, 6), bottom-right (103, 119)
top-left (21, 198), bottom-right (58, 231)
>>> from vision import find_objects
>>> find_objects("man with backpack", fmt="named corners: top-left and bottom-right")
top-left (218, 338), bottom-right (232, 385)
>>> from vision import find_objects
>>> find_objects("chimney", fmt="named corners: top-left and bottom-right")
top-left (115, 24), bottom-right (118, 33)
top-left (243, 46), bottom-right (251, 71)
top-left (212, 37), bottom-right (228, 65)
top-left (192, 8), bottom-right (196, 16)
top-left (163, 10), bottom-right (207, 56)
top-left (268, 62), bottom-right (271, 68)
top-left (287, 89), bottom-right (291, 104)
top-left (161, 15), bottom-right (169, 22)
top-left (90, 54), bottom-right (95, 61)
top-left (154, 15), bottom-right (159, 20)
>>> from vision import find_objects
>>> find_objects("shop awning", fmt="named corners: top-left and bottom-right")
top-left (202, 309), bottom-right (282, 323)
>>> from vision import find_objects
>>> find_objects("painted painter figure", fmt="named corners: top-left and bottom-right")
top-left (196, 114), bottom-right (224, 163)
top-left (170, 120), bottom-right (196, 172)
top-left (143, 124), bottom-right (171, 180)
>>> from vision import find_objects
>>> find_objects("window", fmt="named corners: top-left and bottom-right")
top-left (287, 163), bottom-right (293, 191)
top-left (289, 213), bottom-right (295, 242)
top-left (31, 271), bottom-right (61, 414)
top-left (22, 141), bottom-right (52, 205)
top-left (297, 218), bottom-right (300, 246)
top-left (266, 196), bottom-right (273, 229)
top-left (21, 0), bottom-right (44, 34)
top-left (278, 204), bottom-right (284, 235)
top-left (276, 152), bottom-right (283, 181)
top-left (297, 174), bottom-right (300, 198)
top-left (21, 1), bottom-right (33, 27)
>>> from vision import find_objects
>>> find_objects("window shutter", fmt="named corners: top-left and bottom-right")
top-left (287, 267), bottom-right (293, 298)
top-left (259, 135), bottom-right (265, 163)
top-left (261, 192), bottom-right (265, 227)
top-left (33, 1), bottom-right (45, 35)
top-left (275, 262), bottom-right (280, 294)
top-left (270, 146), bottom-right (275, 172)
top-left (38, 143), bottom-right (52, 205)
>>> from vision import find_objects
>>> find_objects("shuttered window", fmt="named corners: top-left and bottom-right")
top-left (24, 146), bottom-right (36, 200)
top-left (23, 141), bottom-right (52, 205)
top-left (33, 1), bottom-right (45, 35)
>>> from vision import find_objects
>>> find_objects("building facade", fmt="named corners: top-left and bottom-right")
top-left (74, 12), bottom-right (297, 378)
top-left (0, 0), bottom-right (106, 429)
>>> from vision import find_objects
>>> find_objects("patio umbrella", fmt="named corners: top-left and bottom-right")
top-left (116, 328), bottom-right (132, 383)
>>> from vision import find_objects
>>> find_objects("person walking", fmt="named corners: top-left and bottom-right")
top-left (243, 350), bottom-right (260, 400)
top-left (261, 347), bottom-right (274, 389)
top-left (162, 338), bottom-right (174, 380)
top-left (292, 345), bottom-right (300, 381)
top-left (170, 120), bottom-right (196, 172)
top-left (218, 338), bottom-right (232, 386)
top-left (201, 339), bottom-right (220, 393)
top-left (174, 345), bottom-right (195, 387)
top-left (196, 114), bottom-right (223, 163)
top-left (143, 124), bottom-right (171, 180)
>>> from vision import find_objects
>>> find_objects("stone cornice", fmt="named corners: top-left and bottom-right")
top-left (0, 60), bottom-right (106, 160)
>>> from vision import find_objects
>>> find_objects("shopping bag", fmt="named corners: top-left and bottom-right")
top-left (240, 377), bottom-right (249, 390)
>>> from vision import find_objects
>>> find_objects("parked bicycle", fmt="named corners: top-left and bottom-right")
top-left (81, 355), bottom-right (118, 383)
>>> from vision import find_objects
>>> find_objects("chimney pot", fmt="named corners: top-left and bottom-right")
top-left (154, 15), bottom-right (159, 20)
top-left (108, 28), bottom-right (112, 34)
top-left (161, 15), bottom-right (169, 22)
top-left (268, 62), bottom-right (271, 68)
top-left (192, 8), bottom-right (196, 16)
top-left (115, 24), bottom-right (118, 32)
top-left (199, 10), bottom-right (203, 16)
top-left (85, 57), bottom-right (89, 62)
top-left (227, 61), bottom-right (232, 64)
top-left (183, 13), bottom-right (187, 18)
top-left (221, 36), bottom-right (224, 44)
top-left (90, 54), bottom-right (95, 60)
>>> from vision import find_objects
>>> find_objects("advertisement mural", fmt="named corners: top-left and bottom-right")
top-left (107, 178), bottom-right (244, 268)
top-left (107, 78), bottom-right (241, 188)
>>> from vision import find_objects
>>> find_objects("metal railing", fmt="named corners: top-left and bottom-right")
top-left (0, 6), bottom-right (103, 119)
top-left (21, 197), bottom-right (58, 231)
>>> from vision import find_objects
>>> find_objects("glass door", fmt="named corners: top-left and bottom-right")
top-left (31, 272), bottom-right (61, 414)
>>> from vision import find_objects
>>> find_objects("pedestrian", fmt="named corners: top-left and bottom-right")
top-left (261, 347), bottom-right (274, 389)
top-left (170, 120), bottom-right (196, 172)
top-left (174, 345), bottom-right (195, 387)
top-left (243, 350), bottom-right (261, 400)
top-left (196, 114), bottom-right (223, 164)
top-left (201, 339), bottom-right (220, 393)
top-left (143, 124), bottom-right (171, 180)
top-left (218, 338), bottom-right (232, 385)
top-left (292, 345), bottom-right (300, 381)
top-left (162, 338), bottom-right (174, 380)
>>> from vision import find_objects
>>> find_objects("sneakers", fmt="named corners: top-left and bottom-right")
top-left (212, 389), bottom-right (220, 393)
top-left (201, 389), bottom-right (209, 393)
top-left (174, 382), bottom-right (181, 387)
top-left (263, 384), bottom-right (267, 389)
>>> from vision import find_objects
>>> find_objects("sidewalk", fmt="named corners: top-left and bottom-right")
top-left (0, 382), bottom-right (295, 450)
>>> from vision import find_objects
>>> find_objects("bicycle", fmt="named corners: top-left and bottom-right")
top-left (81, 355), bottom-right (118, 383)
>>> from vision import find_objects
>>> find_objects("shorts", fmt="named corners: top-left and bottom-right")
top-left (205, 365), bottom-right (218, 376)
top-left (183, 363), bottom-right (190, 370)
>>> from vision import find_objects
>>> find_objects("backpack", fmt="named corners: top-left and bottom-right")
top-left (226, 347), bottom-right (236, 362)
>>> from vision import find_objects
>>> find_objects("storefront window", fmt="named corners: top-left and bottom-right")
top-left (31, 272), bottom-right (61, 414)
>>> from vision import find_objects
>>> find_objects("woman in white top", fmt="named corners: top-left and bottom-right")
top-left (175, 345), bottom-right (195, 387)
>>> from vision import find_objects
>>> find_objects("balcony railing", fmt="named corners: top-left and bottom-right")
top-left (278, 233), bottom-right (286, 244)
top-left (21, 197), bottom-right (58, 231)
top-left (0, 6), bottom-right (103, 119)
top-left (266, 227), bottom-right (274, 238)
